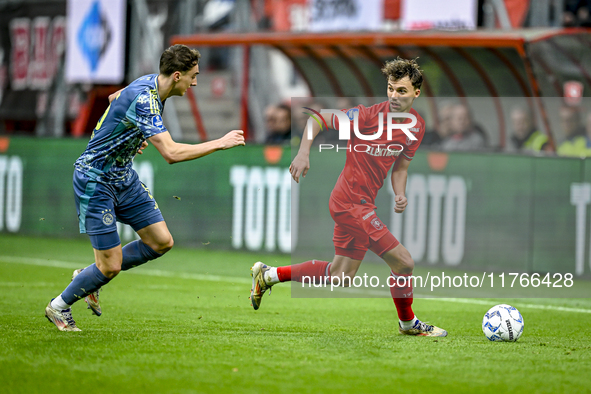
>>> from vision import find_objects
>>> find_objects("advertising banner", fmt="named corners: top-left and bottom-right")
top-left (1, 137), bottom-right (591, 288)
top-left (308, 0), bottom-right (384, 32)
top-left (0, 2), bottom-right (66, 120)
top-left (401, 0), bottom-right (477, 30)
top-left (65, 0), bottom-right (127, 84)
top-left (0, 138), bottom-right (294, 254)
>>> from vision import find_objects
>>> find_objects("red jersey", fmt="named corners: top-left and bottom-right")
top-left (329, 101), bottom-right (425, 205)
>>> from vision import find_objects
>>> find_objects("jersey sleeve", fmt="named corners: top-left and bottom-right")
top-left (128, 90), bottom-right (168, 139)
top-left (330, 104), bottom-right (368, 132)
top-left (401, 115), bottom-right (425, 161)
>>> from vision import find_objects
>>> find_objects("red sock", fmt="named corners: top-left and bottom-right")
top-left (389, 272), bottom-right (414, 321)
top-left (277, 266), bottom-right (292, 282)
top-left (278, 260), bottom-right (331, 283)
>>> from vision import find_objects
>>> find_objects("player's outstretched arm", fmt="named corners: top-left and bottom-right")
top-left (391, 157), bottom-right (411, 213)
top-left (290, 118), bottom-right (323, 183)
top-left (148, 130), bottom-right (245, 164)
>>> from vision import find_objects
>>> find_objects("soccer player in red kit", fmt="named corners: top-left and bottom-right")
top-left (250, 58), bottom-right (447, 337)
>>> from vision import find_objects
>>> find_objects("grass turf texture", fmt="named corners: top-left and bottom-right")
top-left (1, 235), bottom-right (590, 394)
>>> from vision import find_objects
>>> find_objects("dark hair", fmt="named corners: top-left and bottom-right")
top-left (159, 44), bottom-right (201, 76)
top-left (381, 57), bottom-right (423, 89)
top-left (276, 103), bottom-right (291, 119)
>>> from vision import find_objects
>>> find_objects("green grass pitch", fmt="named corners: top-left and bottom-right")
top-left (0, 235), bottom-right (590, 393)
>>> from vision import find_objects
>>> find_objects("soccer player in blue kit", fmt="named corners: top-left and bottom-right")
top-left (45, 44), bottom-right (245, 331)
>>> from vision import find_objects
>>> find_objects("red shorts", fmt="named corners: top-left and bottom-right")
top-left (329, 196), bottom-right (399, 261)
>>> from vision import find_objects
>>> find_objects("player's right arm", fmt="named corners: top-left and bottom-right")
top-left (148, 130), bottom-right (245, 164)
top-left (290, 119), bottom-right (322, 183)
top-left (391, 157), bottom-right (411, 213)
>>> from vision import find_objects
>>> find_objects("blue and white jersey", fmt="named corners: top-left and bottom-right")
top-left (74, 74), bottom-right (167, 185)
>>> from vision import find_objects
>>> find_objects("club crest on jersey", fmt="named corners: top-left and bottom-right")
top-left (346, 108), bottom-right (359, 121)
top-left (371, 217), bottom-right (384, 230)
top-left (152, 115), bottom-right (164, 129)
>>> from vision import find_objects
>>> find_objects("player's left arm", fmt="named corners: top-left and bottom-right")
top-left (148, 130), bottom-right (244, 164)
top-left (136, 140), bottom-right (149, 155)
top-left (391, 157), bottom-right (412, 213)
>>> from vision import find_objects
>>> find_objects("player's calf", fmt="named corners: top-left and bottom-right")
top-left (57, 263), bottom-right (111, 316)
top-left (72, 268), bottom-right (102, 316)
top-left (121, 239), bottom-right (164, 271)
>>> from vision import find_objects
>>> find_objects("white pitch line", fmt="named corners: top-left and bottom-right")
top-left (2, 255), bottom-right (591, 314)
top-left (301, 287), bottom-right (591, 314)
top-left (427, 297), bottom-right (591, 314)
top-left (0, 255), bottom-right (251, 284)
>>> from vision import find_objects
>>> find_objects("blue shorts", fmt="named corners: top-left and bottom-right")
top-left (73, 169), bottom-right (164, 249)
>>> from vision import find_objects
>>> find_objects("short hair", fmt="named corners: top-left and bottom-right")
top-left (276, 103), bottom-right (291, 120)
top-left (511, 106), bottom-right (535, 121)
top-left (159, 44), bottom-right (201, 76)
top-left (381, 57), bottom-right (423, 90)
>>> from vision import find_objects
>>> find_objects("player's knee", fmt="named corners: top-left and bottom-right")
top-left (98, 263), bottom-right (121, 279)
top-left (398, 257), bottom-right (414, 274)
top-left (383, 247), bottom-right (414, 274)
top-left (156, 234), bottom-right (174, 254)
top-left (105, 266), bottom-right (122, 278)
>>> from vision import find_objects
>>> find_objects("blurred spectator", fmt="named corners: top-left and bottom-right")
top-left (563, 0), bottom-right (591, 27)
top-left (264, 104), bottom-right (278, 134)
top-left (557, 105), bottom-right (587, 156)
top-left (509, 107), bottom-right (549, 153)
top-left (422, 102), bottom-right (454, 149)
top-left (440, 104), bottom-right (488, 151)
top-left (335, 97), bottom-right (355, 110)
top-left (265, 103), bottom-right (292, 144)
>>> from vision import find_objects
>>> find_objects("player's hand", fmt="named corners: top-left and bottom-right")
top-left (219, 130), bottom-right (245, 149)
top-left (289, 153), bottom-right (310, 183)
top-left (137, 140), bottom-right (149, 154)
top-left (394, 195), bottom-right (407, 213)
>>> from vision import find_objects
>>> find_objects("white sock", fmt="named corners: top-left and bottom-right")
top-left (265, 267), bottom-right (280, 285)
top-left (399, 316), bottom-right (418, 330)
top-left (51, 295), bottom-right (71, 311)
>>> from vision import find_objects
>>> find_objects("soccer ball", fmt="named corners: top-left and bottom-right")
top-left (482, 304), bottom-right (524, 342)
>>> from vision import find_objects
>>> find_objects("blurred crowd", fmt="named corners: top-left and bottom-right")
top-left (563, 0), bottom-right (591, 26)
